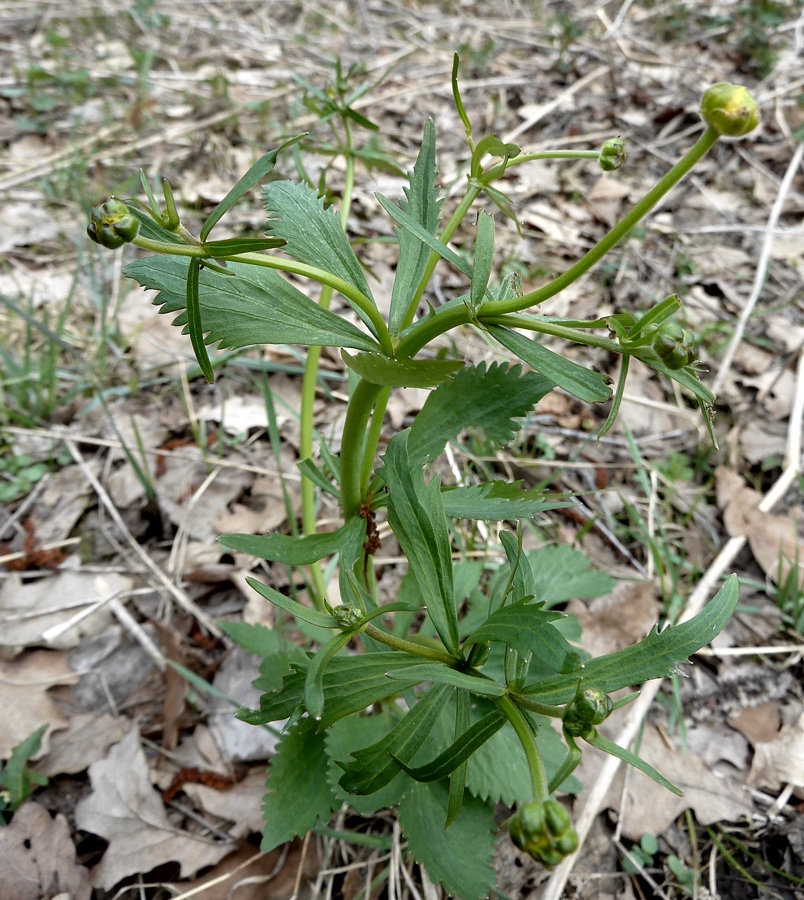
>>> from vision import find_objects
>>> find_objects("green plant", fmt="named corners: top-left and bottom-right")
top-left (87, 65), bottom-right (757, 897)
top-left (0, 726), bottom-right (49, 824)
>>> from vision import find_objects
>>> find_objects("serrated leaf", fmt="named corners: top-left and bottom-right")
top-left (523, 575), bottom-right (740, 704)
top-left (220, 517), bottom-right (364, 566)
top-left (381, 432), bottom-right (460, 656)
top-left (200, 137), bottom-right (303, 242)
top-left (500, 529), bottom-right (537, 606)
top-left (261, 723), bottom-right (336, 852)
top-left (125, 256), bottom-right (379, 352)
top-left (326, 713), bottom-right (411, 815)
top-left (488, 325), bottom-right (611, 403)
top-left (263, 180), bottom-right (373, 303)
top-left (441, 481), bottom-right (568, 521)
top-left (237, 653), bottom-right (431, 728)
top-left (465, 602), bottom-right (576, 673)
top-left (399, 781), bottom-right (496, 900)
top-left (386, 665), bottom-right (505, 697)
top-left (389, 119), bottom-right (442, 334)
top-left (395, 709), bottom-right (506, 782)
top-left (342, 351), bottom-right (463, 388)
top-left (338, 684), bottom-right (452, 795)
top-left (407, 362), bottom-right (553, 466)
top-left (528, 545), bottom-right (618, 608)
top-left (305, 630), bottom-right (356, 720)
top-left (469, 210), bottom-right (494, 313)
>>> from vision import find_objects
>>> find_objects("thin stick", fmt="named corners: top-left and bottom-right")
top-left (711, 141), bottom-right (804, 396)
top-left (65, 440), bottom-right (222, 638)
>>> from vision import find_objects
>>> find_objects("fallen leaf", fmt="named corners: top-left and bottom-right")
top-left (74, 726), bottom-right (236, 890)
top-left (183, 768), bottom-right (266, 836)
top-left (0, 650), bottom-right (77, 758)
top-left (729, 701), bottom-right (781, 748)
top-left (748, 712), bottom-right (804, 793)
top-left (35, 713), bottom-right (128, 777)
top-left (566, 581), bottom-right (659, 658)
top-left (0, 802), bottom-right (91, 900)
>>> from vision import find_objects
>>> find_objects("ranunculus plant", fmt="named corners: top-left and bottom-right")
top-left (89, 65), bottom-right (755, 897)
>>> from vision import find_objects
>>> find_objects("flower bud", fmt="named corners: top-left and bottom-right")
top-left (509, 800), bottom-right (579, 866)
top-left (700, 84), bottom-right (759, 138)
top-left (598, 137), bottom-right (626, 172)
top-left (87, 199), bottom-right (139, 249)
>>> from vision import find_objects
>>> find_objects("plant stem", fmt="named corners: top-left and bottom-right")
top-left (496, 695), bottom-right (548, 801)
top-left (363, 623), bottom-right (455, 664)
top-left (485, 125), bottom-right (721, 316)
top-left (340, 378), bottom-right (384, 519)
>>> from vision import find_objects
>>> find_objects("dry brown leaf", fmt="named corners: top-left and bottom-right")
top-left (0, 650), bottom-right (77, 758)
top-left (35, 713), bottom-right (128, 777)
top-left (0, 570), bottom-right (128, 653)
top-left (586, 176), bottom-right (631, 227)
top-left (184, 768), bottom-right (266, 836)
top-left (33, 463), bottom-right (95, 545)
top-left (748, 712), bottom-right (804, 793)
top-left (0, 802), bottom-right (91, 900)
top-left (728, 701), bottom-right (781, 748)
top-left (74, 726), bottom-right (235, 890)
top-left (717, 469), bottom-right (803, 588)
top-left (566, 581), bottom-right (659, 658)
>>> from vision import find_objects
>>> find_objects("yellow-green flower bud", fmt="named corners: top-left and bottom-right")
top-left (87, 198), bottom-right (139, 249)
top-left (598, 137), bottom-right (626, 172)
top-left (700, 84), bottom-right (759, 138)
top-left (509, 800), bottom-right (579, 866)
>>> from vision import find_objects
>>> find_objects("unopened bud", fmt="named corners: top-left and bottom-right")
top-left (598, 137), bottom-right (625, 172)
top-left (700, 83), bottom-right (759, 138)
top-left (87, 199), bottom-right (139, 249)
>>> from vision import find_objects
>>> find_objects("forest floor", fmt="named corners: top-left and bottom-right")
top-left (0, 1), bottom-right (803, 898)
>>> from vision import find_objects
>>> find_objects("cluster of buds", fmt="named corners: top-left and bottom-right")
top-left (509, 799), bottom-right (579, 866)
top-left (87, 198), bottom-right (139, 249)
top-left (562, 685), bottom-right (613, 739)
top-left (650, 322), bottom-right (698, 370)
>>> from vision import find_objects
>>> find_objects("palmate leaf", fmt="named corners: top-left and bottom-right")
top-left (407, 362), bottom-right (553, 466)
top-left (389, 119), bottom-right (443, 335)
top-left (338, 684), bottom-right (452, 795)
top-left (487, 324), bottom-right (612, 404)
top-left (527, 545), bottom-right (618, 608)
top-left (125, 256), bottom-right (379, 353)
top-left (441, 481), bottom-right (569, 520)
top-left (260, 722), bottom-right (336, 853)
top-left (399, 780), bottom-right (496, 900)
top-left (342, 351), bottom-right (463, 388)
top-left (263, 180), bottom-right (373, 303)
top-left (237, 653), bottom-right (430, 729)
top-left (523, 575), bottom-right (740, 705)
top-left (464, 602), bottom-right (578, 674)
top-left (381, 431), bottom-right (460, 656)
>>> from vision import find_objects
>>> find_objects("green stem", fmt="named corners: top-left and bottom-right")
top-left (482, 149), bottom-right (599, 181)
top-left (496, 695), bottom-right (548, 801)
top-left (359, 386), bottom-right (391, 498)
top-left (340, 378), bottom-right (384, 519)
top-left (485, 125), bottom-right (720, 316)
top-left (363, 623), bottom-right (455, 664)
top-left (480, 315), bottom-right (622, 352)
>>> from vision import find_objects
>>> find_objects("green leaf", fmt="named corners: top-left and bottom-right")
top-left (399, 781), bottom-right (496, 900)
top-left (218, 621), bottom-right (283, 659)
top-left (407, 362), bottom-right (553, 466)
top-left (261, 722), bottom-right (336, 852)
top-left (394, 709), bottom-right (506, 782)
top-left (297, 457), bottom-right (340, 499)
top-left (487, 325), bottom-right (611, 403)
top-left (386, 665), bottom-right (505, 697)
top-left (389, 119), bottom-right (443, 335)
top-left (441, 481), bottom-right (568, 521)
top-left (200, 137), bottom-right (303, 242)
top-left (202, 237), bottom-right (286, 256)
top-left (338, 684), bottom-right (452, 795)
top-left (381, 432), bottom-right (460, 656)
top-left (446, 691), bottom-right (470, 828)
top-left (219, 517), bottom-right (364, 566)
top-left (585, 731), bottom-right (682, 795)
top-left (242, 577), bottom-right (337, 629)
top-left (465, 603), bottom-right (576, 673)
top-left (263, 180), bottom-right (373, 303)
top-left (326, 712), bottom-right (411, 815)
top-left (0, 725), bottom-right (48, 811)
top-left (471, 133), bottom-right (520, 178)
top-left (469, 210), bottom-right (494, 313)
top-left (305, 630), bottom-right (356, 720)
top-left (237, 653), bottom-right (431, 728)
top-left (500, 529), bottom-right (537, 606)
top-left (125, 256), bottom-right (379, 353)
top-left (341, 351), bottom-right (463, 388)
top-left (527, 545), bottom-right (618, 608)
top-left (185, 257), bottom-right (214, 383)
top-left (524, 575), bottom-right (740, 705)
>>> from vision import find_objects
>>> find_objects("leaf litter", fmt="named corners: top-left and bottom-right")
top-left (0, 0), bottom-right (802, 898)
